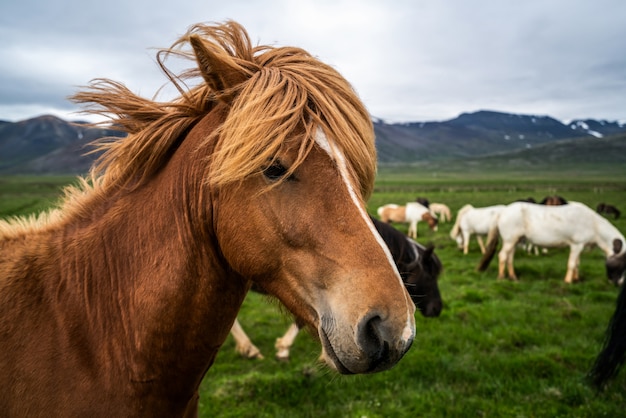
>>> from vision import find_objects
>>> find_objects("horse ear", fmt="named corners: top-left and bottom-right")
top-left (425, 244), bottom-right (435, 257)
top-left (189, 35), bottom-right (249, 101)
top-left (613, 239), bottom-right (623, 255)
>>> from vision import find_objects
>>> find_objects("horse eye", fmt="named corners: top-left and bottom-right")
top-left (263, 162), bottom-right (289, 181)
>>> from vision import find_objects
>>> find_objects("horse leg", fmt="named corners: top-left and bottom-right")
top-left (498, 242), bottom-right (517, 280)
top-left (462, 231), bottom-right (470, 254)
top-left (230, 318), bottom-right (264, 359)
top-left (408, 221), bottom-right (417, 239)
top-left (506, 249), bottom-right (518, 280)
top-left (275, 323), bottom-right (301, 361)
top-left (477, 236), bottom-right (486, 254)
top-left (564, 244), bottom-right (583, 283)
top-left (497, 247), bottom-right (507, 279)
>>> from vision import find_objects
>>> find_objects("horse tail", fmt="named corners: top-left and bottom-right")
top-left (588, 284), bottom-right (626, 390)
top-left (450, 204), bottom-right (473, 239)
top-left (476, 215), bottom-right (500, 272)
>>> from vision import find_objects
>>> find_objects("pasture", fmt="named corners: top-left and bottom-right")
top-left (1, 169), bottom-right (626, 417)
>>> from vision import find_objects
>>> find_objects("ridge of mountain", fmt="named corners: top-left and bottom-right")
top-left (373, 110), bottom-right (626, 163)
top-left (1, 110), bottom-right (625, 174)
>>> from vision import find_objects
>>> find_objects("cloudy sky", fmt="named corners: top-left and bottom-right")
top-left (1, 0), bottom-right (625, 124)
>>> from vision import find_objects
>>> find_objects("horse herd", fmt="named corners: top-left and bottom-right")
top-left (234, 194), bottom-right (626, 389)
top-left (0, 20), bottom-right (624, 415)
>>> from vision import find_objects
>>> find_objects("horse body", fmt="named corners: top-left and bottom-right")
top-left (450, 204), bottom-right (505, 254)
top-left (232, 217), bottom-right (443, 361)
top-left (429, 203), bottom-right (451, 223)
top-left (0, 22), bottom-right (415, 416)
top-left (378, 203), bottom-right (437, 239)
top-left (1, 113), bottom-right (242, 416)
top-left (377, 203), bottom-right (405, 223)
top-left (405, 202), bottom-right (438, 239)
top-left (477, 202), bottom-right (626, 283)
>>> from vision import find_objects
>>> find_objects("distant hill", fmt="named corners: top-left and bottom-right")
top-left (1, 111), bottom-right (625, 174)
top-left (456, 131), bottom-right (626, 168)
top-left (374, 110), bottom-right (626, 163)
top-left (0, 115), bottom-right (124, 174)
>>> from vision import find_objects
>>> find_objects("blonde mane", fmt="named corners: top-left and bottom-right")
top-left (72, 20), bottom-right (376, 198)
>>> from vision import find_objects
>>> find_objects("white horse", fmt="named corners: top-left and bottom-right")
top-left (477, 202), bottom-right (626, 284)
top-left (429, 203), bottom-right (452, 223)
top-left (450, 204), bottom-right (505, 254)
top-left (377, 202), bottom-right (438, 239)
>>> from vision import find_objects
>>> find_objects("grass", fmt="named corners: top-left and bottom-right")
top-left (1, 168), bottom-right (626, 417)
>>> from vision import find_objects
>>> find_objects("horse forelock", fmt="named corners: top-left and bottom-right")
top-left (208, 33), bottom-right (376, 199)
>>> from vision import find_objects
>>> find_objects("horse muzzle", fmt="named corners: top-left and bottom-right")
top-left (318, 313), bottom-right (415, 374)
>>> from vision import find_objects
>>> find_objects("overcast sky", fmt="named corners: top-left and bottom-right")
top-left (1, 0), bottom-right (625, 124)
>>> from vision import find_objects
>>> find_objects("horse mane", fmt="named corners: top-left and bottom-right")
top-left (70, 20), bottom-right (376, 200)
top-left (1, 21), bottom-right (377, 239)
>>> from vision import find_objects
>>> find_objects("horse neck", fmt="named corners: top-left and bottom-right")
top-left (595, 216), bottom-right (626, 256)
top-left (44, 111), bottom-right (245, 395)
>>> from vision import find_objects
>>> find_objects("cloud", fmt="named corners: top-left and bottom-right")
top-left (1, 0), bottom-right (625, 123)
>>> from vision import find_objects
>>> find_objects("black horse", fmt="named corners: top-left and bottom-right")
top-left (415, 197), bottom-right (430, 208)
top-left (589, 282), bottom-right (626, 389)
top-left (371, 217), bottom-right (443, 317)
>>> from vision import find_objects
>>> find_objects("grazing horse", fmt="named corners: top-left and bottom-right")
top-left (540, 195), bottom-right (568, 205)
top-left (597, 203), bottom-right (621, 220)
top-left (377, 202), bottom-right (438, 239)
top-left (429, 202), bottom-right (452, 223)
top-left (232, 217), bottom-right (443, 360)
top-left (477, 202), bottom-right (626, 283)
top-left (450, 204), bottom-right (505, 255)
top-left (588, 283), bottom-right (626, 389)
top-left (0, 21), bottom-right (416, 416)
top-left (520, 195), bottom-right (568, 255)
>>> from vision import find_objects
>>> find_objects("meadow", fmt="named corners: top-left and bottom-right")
top-left (1, 168), bottom-right (625, 417)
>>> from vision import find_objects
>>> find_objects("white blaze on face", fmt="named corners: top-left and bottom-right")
top-left (314, 128), bottom-right (415, 343)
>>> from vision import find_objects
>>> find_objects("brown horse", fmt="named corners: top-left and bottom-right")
top-left (0, 21), bottom-right (415, 417)
top-left (377, 203), bottom-right (438, 239)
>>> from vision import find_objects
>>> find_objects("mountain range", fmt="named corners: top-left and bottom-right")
top-left (1, 110), bottom-right (625, 174)
top-left (373, 110), bottom-right (626, 163)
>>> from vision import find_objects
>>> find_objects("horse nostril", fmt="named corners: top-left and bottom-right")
top-left (357, 314), bottom-right (387, 363)
top-left (427, 301), bottom-right (443, 317)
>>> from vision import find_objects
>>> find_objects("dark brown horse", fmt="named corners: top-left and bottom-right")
top-left (0, 21), bottom-right (415, 416)
top-left (232, 217), bottom-right (443, 360)
top-left (540, 195), bottom-right (568, 205)
top-left (597, 202), bottom-right (621, 220)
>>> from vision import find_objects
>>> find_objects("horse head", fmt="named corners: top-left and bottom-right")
top-left (606, 238), bottom-right (626, 286)
top-left (422, 212), bottom-right (439, 231)
top-left (186, 22), bottom-right (415, 374)
top-left (404, 243), bottom-right (443, 317)
top-left (371, 217), bottom-right (443, 318)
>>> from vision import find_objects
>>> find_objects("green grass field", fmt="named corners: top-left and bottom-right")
top-left (1, 169), bottom-right (625, 417)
